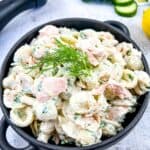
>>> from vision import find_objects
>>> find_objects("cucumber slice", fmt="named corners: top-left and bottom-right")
top-left (113, 0), bottom-right (134, 5)
top-left (115, 2), bottom-right (138, 17)
top-left (82, 0), bottom-right (92, 2)
top-left (136, 0), bottom-right (148, 2)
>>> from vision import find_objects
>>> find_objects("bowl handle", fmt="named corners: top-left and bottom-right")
top-left (104, 20), bottom-right (130, 37)
top-left (0, 0), bottom-right (47, 31)
top-left (0, 117), bottom-right (38, 150)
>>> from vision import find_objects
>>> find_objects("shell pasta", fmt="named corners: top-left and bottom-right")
top-left (2, 25), bottom-right (150, 146)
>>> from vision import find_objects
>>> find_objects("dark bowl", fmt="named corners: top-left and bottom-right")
top-left (0, 18), bottom-right (149, 150)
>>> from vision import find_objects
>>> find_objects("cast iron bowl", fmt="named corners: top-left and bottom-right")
top-left (0, 18), bottom-right (149, 150)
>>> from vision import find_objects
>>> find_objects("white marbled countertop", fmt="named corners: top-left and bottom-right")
top-left (0, 0), bottom-right (150, 149)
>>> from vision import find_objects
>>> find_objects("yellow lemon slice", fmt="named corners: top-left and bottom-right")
top-left (142, 7), bottom-right (150, 38)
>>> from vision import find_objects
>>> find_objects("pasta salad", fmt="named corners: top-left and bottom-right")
top-left (2, 25), bottom-right (150, 146)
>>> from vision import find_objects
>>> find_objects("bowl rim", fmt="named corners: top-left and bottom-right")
top-left (0, 18), bottom-right (149, 150)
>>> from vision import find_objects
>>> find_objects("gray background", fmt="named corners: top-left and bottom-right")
top-left (0, 0), bottom-right (150, 149)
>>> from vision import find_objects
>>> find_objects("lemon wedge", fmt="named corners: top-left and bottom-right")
top-left (142, 7), bottom-right (150, 38)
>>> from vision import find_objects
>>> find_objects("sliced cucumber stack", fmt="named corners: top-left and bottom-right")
top-left (113, 0), bottom-right (138, 17)
top-left (115, 2), bottom-right (137, 17)
top-left (113, 0), bottom-right (134, 5)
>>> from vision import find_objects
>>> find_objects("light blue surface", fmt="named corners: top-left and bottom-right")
top-left (0, 0), bottom-right (150, 149)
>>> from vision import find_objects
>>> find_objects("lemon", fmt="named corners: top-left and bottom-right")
top-left (142, 7), bottom-right (150, 38)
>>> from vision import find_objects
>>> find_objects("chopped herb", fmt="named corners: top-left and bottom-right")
top-left (108, 55), bottom-right (115, 63)
top-left (95, 44), bottom-right (98, 48)
top-left (28, 39), bottom-right (92, 77)
top-left (14, 95), bottom-right (21, 103)
top-left (52, 67), bottom-right (59, 76)
top-left (32, 47), bottom-right (36, 53)
top-left (37, 81), bottom-right (42, 92)
top-left (23, 89), bottom-right (32, 93)
top-left (74, 113), bottom-right (81, 120)
top-left (42, 106), bottom-right (48, 114)
top-left (86, 129), bottom-right (97, 140)
top-left (126, 50), bottom-right (131, 56)
top-left (60, 92), bottom-right (71, 100)
top-left (99, 38), bottom-right (103, 42)
top-left (108, 57), bottom-right (113, 62)
top-left (99, 121), bottom-right (107, 128)
top-left (94, 95), bottom-right (99, 101)
top-left (105, 107), bottom-right (109, 113)
top-left (128, 74), bottom-right (134, 80)
top-left (86, 129), bottom-right (94, 134)
top-left (61, 140), bottom-right (65, 144)
top-left (103, 62), bottom-right (110, 66)
top-left (80, 32), bottom-right (87, 39)
top-left (61, 140), bottom-right (69, 144)
top-left (99, 80), bottom-right (103, 85)
top-left (52, 97), bottom-right (58, 101)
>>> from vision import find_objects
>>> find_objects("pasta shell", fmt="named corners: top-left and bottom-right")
top-left (69, 91), bottom-right (96, 114)
top-left (10, 107), bottom-right (34, 127)
top-left (121, 69), bottom-right (138, 89)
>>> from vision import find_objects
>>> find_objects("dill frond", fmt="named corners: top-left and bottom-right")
top-left (28, 39), bottom-right (92, 77)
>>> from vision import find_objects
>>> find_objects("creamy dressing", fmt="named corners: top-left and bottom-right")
top-left (2, 25), bottom-right (150, 146)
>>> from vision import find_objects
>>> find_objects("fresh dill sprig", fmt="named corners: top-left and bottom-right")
top-left (28, 39), bottom-right (92, 77)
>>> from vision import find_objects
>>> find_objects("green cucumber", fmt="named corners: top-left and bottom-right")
top-left (136, 0), bottom-right (148, 2)
top-left (82, 0), bottom-right (92, 2)
top-left (115, 2), bottom-right (138, 17)
top-left (113, 0), bottom-right (134, 5)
